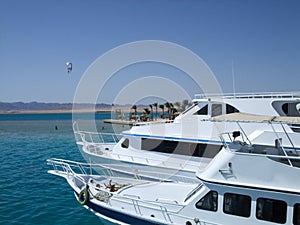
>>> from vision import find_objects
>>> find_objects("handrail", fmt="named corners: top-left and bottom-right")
top-left (234, 151), bottom-right (300, 160)
top-left (47, 158), bottom-right (87, 184)
top-left (106, 195), bottom-right (177, 223)
top-left (84, 142), bottom-right (203, 171)
top-left (48, 158), bottom-right (219, 225)
top-left (223, 140), bottom-right (300, 168)
top-left (73, 121), bottom-right (122, 144)
top-left (47, 158), bottom-right (197, 183)
top-left (47, 158), bottom-right (129, 179)
top-left (102, 157), bottom-right (198, 183)
top-left (109, 195), bottom-right (218, 224)
top-left (106, 188), bottom-right (218, 225)
top-left (74, 130), bottom-right (122, 144)
top-left (83, 144), bottom-right (203, 183)
top-left (194, 92), bottom-right (300, 100)
top-left (48, 159), bottom-right (175, 223)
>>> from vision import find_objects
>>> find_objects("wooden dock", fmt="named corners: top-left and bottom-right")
top-left (103, 119), bottom-right (172, 126)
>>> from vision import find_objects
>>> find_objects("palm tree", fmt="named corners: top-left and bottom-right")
top-left (169, 103), bottom-right (174, 119)
top-left (174, 101), bottom-right (181, 112)
top-left (131, 105), bottom-right (137, 121)
top-left (153, 103), bottom-right (158, 120)
top-left (149, 104), bottom-right (153, 121)
top-left (144, 108), bottom-right (150, 121)
top-left (159, 104), bottom-right (164, 119)
top-left (165, 102), bottom-right (172, 119)
top-left (182, 99), bottom-right (190, 111)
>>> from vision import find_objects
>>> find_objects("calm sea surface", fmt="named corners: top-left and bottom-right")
top-left (0, 113), bottom-right (122, 225)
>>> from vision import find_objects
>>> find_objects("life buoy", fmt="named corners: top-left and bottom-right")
top-left (77, 186), bottom-right (89, 205)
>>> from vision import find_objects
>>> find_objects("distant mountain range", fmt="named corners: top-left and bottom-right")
top-left (0, 102), bottom-right (114, 111)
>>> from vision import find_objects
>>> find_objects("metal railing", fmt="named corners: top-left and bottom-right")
top-left (74, 130), bottom-right (121, 144)
top-left (47, 157), bottom-right (199, 183)
top-left (83, 144), bottom-right (206, 183)
top-left (47, 159), bottom-right (175, 223)
top-left (47, 158), bottom-right (218, 225)
top-left (219, 131), bottom-right (300, 168)
top-left (194, 92), bottom-right (300, 100)
top-left (73, 121), bottom-right (122, 144)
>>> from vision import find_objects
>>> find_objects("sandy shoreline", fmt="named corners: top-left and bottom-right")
top-left (0, 109), bottom-right (114, 114)
top-left (0, 107), bottom-right (147, 114)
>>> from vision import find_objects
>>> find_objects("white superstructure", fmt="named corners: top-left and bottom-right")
top-left (75, 92), bottom-right (300, 182)
top-left (48, 119), bottom-right (300, 225)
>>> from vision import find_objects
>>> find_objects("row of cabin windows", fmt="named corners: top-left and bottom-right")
top-left (121, 138), bottom-right (222, 158)
top-left (196, 191), bottom-right (300, 224)
top-left (141, 139), bottom-right (222, 158)
top-left (194, 104), bottom-right (239, 116)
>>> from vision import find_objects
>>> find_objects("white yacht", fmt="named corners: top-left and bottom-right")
top-left (75, 92), bottom-right (300, 182)
top-left (48, 115), bottom-right (300, 225)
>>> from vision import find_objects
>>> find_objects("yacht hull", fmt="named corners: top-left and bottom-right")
top-left (79, 192), bottom-right (166, 225)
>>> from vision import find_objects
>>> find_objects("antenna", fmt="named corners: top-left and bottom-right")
top-left (232, 61), bottom-right (236, 97)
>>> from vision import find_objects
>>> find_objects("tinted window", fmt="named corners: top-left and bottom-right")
top-left (196, 191), bottom-right (218, 211)
top-left (223, 193), bottom-right (251, 217)
top-left (194, 105), bottom-right (208, 115)
top-left (282, 103), bottom-right (288, 115)
top-left (141, 139), bottom-right (177, 154)
top-left (226, 104), bottom-right (239, 114)
top-left (293, 203), bottom-right (300, 225)
top-left (121, 138), bottom-right (129, 148)
top-left (141, 138), bottom-right (222, 158)
top-left (256, 198), bottom-right (287, 224)
top-left (211, 104), bottom-right (222, 117)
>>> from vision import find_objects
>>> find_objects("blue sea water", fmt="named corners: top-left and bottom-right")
top-left (0, 113), bottom-right (118, 225)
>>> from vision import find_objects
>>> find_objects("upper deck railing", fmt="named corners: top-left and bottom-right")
top-left (194, 92), bottom-right (300, 100)
top-left (74, 130), bottom-right (121, 144)
top-left (81, 144), bottom-right (202, 183)
top-left (73, 122), bottom-right (122, 144)
top-left (219, 131), bottom-right (300, 168)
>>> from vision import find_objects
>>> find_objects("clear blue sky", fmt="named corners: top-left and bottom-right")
top-left (1, 0), bottom-right (299, 103)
